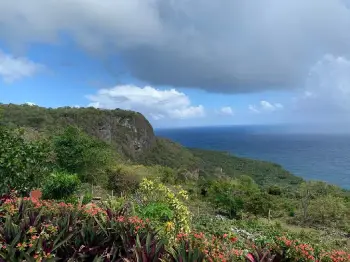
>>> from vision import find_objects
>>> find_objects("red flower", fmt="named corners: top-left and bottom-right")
top-left (230, 236), bottom-right (237, 243)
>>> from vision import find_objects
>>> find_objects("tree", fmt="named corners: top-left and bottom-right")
top-left (0, 127), bottom-right (53, 194)
top-left (208, 180), bottom-right (244, 218)
top-left (298, 181), bottom-right (347, 225)
top-left (299, 182), bottom-right (311, 224)
top-left (308, 195), bottom-right (347, 227)
top-left (53, 126), bottom-right (112, 183)
top-left (244, 192), bottom-right (273, 217)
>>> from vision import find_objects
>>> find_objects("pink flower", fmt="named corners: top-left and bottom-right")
top-left (246, 253), bottom-right (256, 262)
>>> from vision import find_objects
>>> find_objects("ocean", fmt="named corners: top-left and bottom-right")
top-left (155, 126), bottom-right (350, 189)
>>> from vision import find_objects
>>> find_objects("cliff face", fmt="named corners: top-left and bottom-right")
top-left (95, 113), bottom-right (155, 157)
top-left (0, 104), bottom-right (156, 158)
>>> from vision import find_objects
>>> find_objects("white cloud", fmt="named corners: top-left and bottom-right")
top-left (0, 50), bottom-right (43, 82)
top-left (249, 101), bottom-right (283, 114)
top-left (219, 106), bottom-right (234, 116)
top-left (171, 105), bottom-right (205, 119)
top-left (149, 113), bottom-right (165, 120)
top-left (2, 1), bottom-right (350, 92)
top-left (25, 102), bottom-right (36, 106)
top-left (248, 105), bottom-right (260, 114)
top-left (291, 54), bottom-right (350, 123)
top-left (87, 85), bottom-right (205, 120)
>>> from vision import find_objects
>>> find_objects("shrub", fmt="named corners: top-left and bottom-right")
top-left (138, 179), bottom-right (191, 238)
top-left (105, 165), bottom-right (143, 194)
top-left (81, 191), bottom-right (93, 205)
top-left (154, 165), bottom-right (177, 184)
top-left (267, 185), bottom-right (282, 195)
top-left (307, 195), bottom-right (348, 227)
top-left (101, 195), bottom-right (127, 214)
top-left (42, 171), bottom-right (81, 200)
top-left (138, 202), bottom-right (174, 223)
top-left (244, 192), bottom-right (273, 217)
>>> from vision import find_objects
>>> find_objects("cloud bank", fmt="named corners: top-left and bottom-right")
top-left (2, 1), bottom-right (350, 92)
top-left (87, 85), bottom-right (205, 120)
top-left (0, 50), bottom-right (43, 82)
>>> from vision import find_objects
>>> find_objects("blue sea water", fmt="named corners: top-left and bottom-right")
top-left (155, 126), bottom-right (350, 189)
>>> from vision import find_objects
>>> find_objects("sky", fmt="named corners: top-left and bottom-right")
top-left (1, 0), bottom-right (350, 128)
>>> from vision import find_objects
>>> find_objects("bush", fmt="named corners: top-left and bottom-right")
top-left (138, 202), bottom-right (174, 223)
top-left (105, 165), bottom-right (143, 194)
top-left (42, 171), bottom-right (81, 200)
top-left (154, 165), bottom-right (177, 184)
top-left (307, 195), bottom-right (348, 227)
top-left (244, 192), bottom-right (273, 217)
top-left (81, 192), bottom-right (93, 205)
top-left (268, 185), bottom-right (282, 195)
top-left (102, 195), bottom-right (127, 213)
top-left (138, 179), bottom-right (191, 237)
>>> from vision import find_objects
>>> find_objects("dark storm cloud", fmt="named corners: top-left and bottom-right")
top-left (1, 0), bottom-right (350, 92)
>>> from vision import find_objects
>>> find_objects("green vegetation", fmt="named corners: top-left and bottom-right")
top-left (52, 126), bottom-right (115, 183)
top-left (0, 103), bottom-right (154, 158)
top-left (190, 148), bottom-right (303, 187)
top-left (0, 126), bottom-right (53, 195)
top-left (140, 138), bottom-right (200, 170)
top-left (1, 186), bottom-right (349, 261)
top-left (42, 171), bottom-right (81, 200)
top-left (1, 104), bottom-right (350, 261)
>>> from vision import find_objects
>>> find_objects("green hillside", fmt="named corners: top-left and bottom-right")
top-left (1, 103), bottom-right (350, 260)
top-left (190, 148), bottom-right (303, 187)
top-left (0, 103), bottom-right (304, 188)
top-left (0, 103), bottom-right (155, 158)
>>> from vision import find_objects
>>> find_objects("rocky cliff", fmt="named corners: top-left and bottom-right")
top-left (0, 104), bottom-right (156, 158)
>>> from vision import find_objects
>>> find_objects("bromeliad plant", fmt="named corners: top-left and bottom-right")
top-left (1, 192), bottom-right (350, 262)
top-left (169, 231), bottom-right (245, 262)
top-left (0, 193), bottom-right (166, 261)
top-left (0, 198), bottom-right (76, 261)
top-left (272, 236), bottom-right (350, 262)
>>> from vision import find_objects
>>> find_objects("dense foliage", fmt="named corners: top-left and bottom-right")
top-left (42, 172), bottom-right (81, 200)
top-left (0, 103), bottom-right (303, 188)
top-left (0, 127), bottom-right (53, 195)
top-left (52, 126), bottom-right (114, 183)
top-left (1, 105), bottom-right (350, 261)
top-left (0, 193), bottom-right (349, 262)
top-left (140, 138), bottom-right (200, 170)
top-left (0, 103), bottom-right (154, 158)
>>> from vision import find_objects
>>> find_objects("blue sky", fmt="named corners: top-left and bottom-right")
top-left (1, 1), bottom-right (350, 128)
top-left (0, 40), bottom-right (291, 127)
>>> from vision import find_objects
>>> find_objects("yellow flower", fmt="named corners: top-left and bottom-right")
top-left (165, 221), bottom-right (174, 232)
